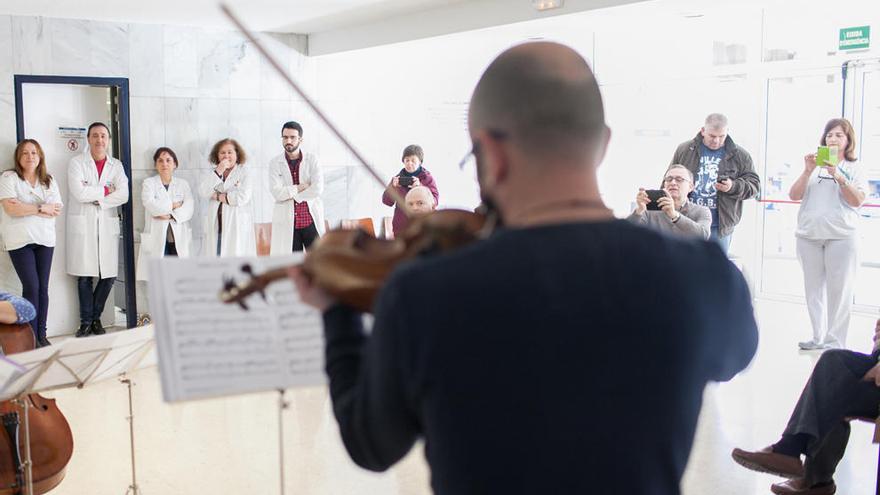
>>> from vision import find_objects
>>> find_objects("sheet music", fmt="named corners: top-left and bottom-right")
top-left (149, 254), bottom-right (325, 402)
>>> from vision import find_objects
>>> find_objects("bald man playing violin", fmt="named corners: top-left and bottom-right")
top-left (290, 41), bottom-right (757, 495)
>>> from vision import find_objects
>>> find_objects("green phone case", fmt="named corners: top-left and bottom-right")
top-left (817, 145), bottom-right (839, 167)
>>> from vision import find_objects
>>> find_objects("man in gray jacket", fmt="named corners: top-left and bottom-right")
top-left (671, 113), bottom-right (760, 253)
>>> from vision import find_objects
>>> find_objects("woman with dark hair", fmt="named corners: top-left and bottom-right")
top-left (199, 138), bottom-right (255, 256)
top-left (382, 144), bottom-right (439, 236)
top-left (790, 118), bottom-right (868, 350)
top-left (0, 139), bottom-right (63, 347)
top-left (136, 147), bottom-right (194, 281)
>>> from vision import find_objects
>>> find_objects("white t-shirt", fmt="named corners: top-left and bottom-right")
top-left (795, 160), bottom-right (869, 240)
top-left (0, 171), bottom-right (63, 250)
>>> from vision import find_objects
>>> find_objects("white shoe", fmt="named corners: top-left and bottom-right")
top-left (798, 340), bottom-right (830, 351)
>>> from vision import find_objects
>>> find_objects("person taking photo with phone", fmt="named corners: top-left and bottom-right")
top-left (382, 144), bottom-right (438, 236)
top-left (789, 118), bottom-right (868, 351)
top-left (670, 113), bottom-right (760, 253)
top-left (628, 164), bottom-right (711, 239)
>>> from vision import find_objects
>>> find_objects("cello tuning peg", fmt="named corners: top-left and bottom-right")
top-left (237, 300), bottom-right (249, 311)
top-left (241, 263), bottom-right (254, 276)
top-left (222, 277), bottom-right (236, 291)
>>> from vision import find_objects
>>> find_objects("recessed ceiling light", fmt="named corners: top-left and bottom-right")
top-left (532, 0), bottom-right (565, 11)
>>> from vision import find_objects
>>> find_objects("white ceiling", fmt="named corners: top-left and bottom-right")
top-left (0, 0), bottom-right (471, 34)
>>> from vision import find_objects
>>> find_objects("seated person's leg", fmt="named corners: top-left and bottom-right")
top-left (733, 349), bottom-right (880, 483)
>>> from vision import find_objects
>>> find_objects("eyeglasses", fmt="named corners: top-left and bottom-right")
top-left (663, 176), bottom-right (691, 184)
top-left (458, 129), bottom-right (509, 170)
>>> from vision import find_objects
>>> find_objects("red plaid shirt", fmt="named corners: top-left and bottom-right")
top-left (287, 156), bottom-right (314, 229)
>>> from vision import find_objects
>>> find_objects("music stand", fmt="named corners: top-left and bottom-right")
top-left (0, 326), bottom-right (156, 495)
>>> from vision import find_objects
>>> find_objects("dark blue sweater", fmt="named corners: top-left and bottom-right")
top-left (323, 219), bottom-right (758, 494)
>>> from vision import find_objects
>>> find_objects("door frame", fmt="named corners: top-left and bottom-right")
top-left (13, 74), bottom-right (137, 329)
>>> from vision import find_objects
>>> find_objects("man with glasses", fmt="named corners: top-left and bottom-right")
top-left (269, 120), bottom-right (325, 254)
top-left (289, 42), bottom-right (758, 494)
top-left (671, 113), bottom-right (760, 253)
top-left (628, 164), bottom-right (711, 239)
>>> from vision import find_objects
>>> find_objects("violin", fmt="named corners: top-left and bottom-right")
top-left (222, 209), bottom-right (493, 312)
top-left (0, 324), bottom-right (73, 495)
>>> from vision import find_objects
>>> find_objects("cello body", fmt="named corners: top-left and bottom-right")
top-left (0, 324), bottom-right (73, 494)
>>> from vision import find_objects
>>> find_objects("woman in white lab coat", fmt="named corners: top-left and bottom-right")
top-left (136, 147), bottom-right (194, 281)
top-left (66, 122), bottom-right (129, 338)
top-left (0, 139), bottom-right (63, 347)
top-left (199, 138), bottom-right (255, 257)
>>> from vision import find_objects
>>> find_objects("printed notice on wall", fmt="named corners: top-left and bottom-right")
top-left (57, 126), bottom-right (86, 153)
top-left (149, 254), bottom-right (326, 402)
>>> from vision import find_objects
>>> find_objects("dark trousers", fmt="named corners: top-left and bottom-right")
top-left (76, 276), bottom-right (115, 325)
top-left (292, 223), bottom-right (319, 252)
top-left (8, 244), bottom-right (53, 339)
top-left (164, 241), bottom-right (178, 256)
top-left (782, 349), bottom-right (880, 484)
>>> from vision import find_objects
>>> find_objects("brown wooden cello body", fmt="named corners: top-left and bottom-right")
top-left (0, 324), bottom-right (73, 494)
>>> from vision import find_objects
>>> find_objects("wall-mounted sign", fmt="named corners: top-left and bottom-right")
top-left (57, 126), bottom-right (86, 154)
top-left (839, 26), bottom-right (870, 51)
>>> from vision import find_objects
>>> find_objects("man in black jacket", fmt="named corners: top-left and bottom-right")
top-left (670, 113), bottom-right (760, 253)
top-left (291, 42), bottom-right (758, 495)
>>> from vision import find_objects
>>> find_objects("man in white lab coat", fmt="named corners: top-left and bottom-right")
top-left (269, 121), bottom-right (325, 254)
top-left (66, 122), bottom-right (129, 337)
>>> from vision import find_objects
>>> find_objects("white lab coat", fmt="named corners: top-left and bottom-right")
top-left (268, 152), bottom-right (325, 255)
top-left (198, 164), bottom-right (255, 257)
top-left (66, 153), bottom-right (129, 278)
top-left (136, 175), bottom-right (195, 281)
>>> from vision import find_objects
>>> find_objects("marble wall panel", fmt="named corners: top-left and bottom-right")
top-left (129, 96), bottom-right (166, 171)
top-left (129, 23), bottom-right (165, 97)
top-left (229, 99), bottom-right (261, 166)
top-left (50, 18), bottom-right (129, 77)
top-left (163, 98), bottom-right (201, 171)
top-left (260, 99), bottom-right (294, 167)
top-left (229, 35), bottom-right (260, 100)
top-left (0, 17), bottom-right (13, 95)
top-left (164, 26), bottom-right (199, 98)
top-left (258, 33), bottom-right (295, 101)
top-left (198, 29), bottom-right (231, 99)
top-left (196, 97), bottom-right (231, 164)
top-left (0, 94), bottom-right (15, 160)
top-left (11, 16), bottom-right (52, 75)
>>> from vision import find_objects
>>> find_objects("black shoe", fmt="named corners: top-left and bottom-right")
top-left (37, 336), bottom-right (51, 347)
top-left (91, 320), bottom-right (106, 335)
top-left (75, 323), bottom-right (92, 338)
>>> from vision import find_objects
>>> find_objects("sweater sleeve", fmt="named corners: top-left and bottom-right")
top-left (322, 282), bottom-right (420, 472)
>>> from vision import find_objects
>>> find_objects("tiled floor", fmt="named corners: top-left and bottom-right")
top-left (41, 299), bottom-right (878, 494)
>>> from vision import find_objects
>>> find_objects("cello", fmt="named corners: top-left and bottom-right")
top-left (0, 324), bottom-right (74, 495)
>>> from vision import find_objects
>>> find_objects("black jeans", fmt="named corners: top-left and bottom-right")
top-left (292, 223), bottom-right (319, 252)
top-left (76, 276), bottom-right (115, 325)
top-left (8, 244), bottom-right (53, 339)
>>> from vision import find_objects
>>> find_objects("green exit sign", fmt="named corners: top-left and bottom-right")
top-left (840, 26), bottom-right (870, 50)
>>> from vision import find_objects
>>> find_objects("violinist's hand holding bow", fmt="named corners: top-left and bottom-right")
top-left (288, 266), bottom-right (337, 312)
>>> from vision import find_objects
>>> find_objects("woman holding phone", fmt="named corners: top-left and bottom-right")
top-left (382, 144), bottom-right (438, 237)
top-left (789, 118), bottom-right (868, 350)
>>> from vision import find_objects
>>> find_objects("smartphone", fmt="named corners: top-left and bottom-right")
top-left (716, 174), bottom-right (730, 183)
top-left (645, 189), bottom-right (666, 211)
top-left (398, 176), bottom-right (415, 187)
top-left (816, 145), bottom-right (839, 167)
